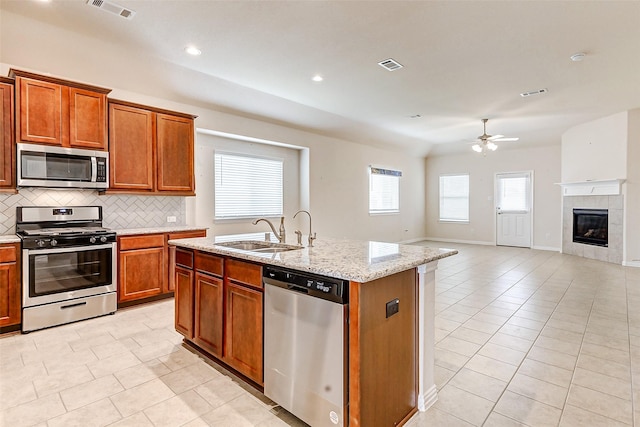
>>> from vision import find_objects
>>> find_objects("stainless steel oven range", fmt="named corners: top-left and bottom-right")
top-left (16, 206), bottom-right (117, 332)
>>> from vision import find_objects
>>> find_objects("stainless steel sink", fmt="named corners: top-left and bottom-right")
top-left (216, 240), bottom-right (302, 254)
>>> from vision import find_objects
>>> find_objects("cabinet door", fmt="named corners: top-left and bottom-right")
top-left (109, 102), bottom-right (155, 191)
top-left (69, 87), bottom-right (107, 150)
top-left (224, 281), bottom-right (263, 384)
top-left (118, 247), bottom-right (165, 302)
top-left (174, 265), bottom-right (194, 338)
top-left (156, 113), bottom-right (195, 193)
top-left (0, 244), bottom-right (20, 327)
top-left (194, 273), bottom-right (224, 358)
top-left (0, 81), bottom-right (14, 189)
top-left (17, 77), bottom-right (65, 146)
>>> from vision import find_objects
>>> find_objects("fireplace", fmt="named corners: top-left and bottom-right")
top-left (573, 209), bottom-right (608, 247)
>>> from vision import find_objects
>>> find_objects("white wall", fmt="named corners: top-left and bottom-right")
top-left (625, 109), bottom-right (640, 265)
top-left (561, 112), bottom-right (628, 182)
top-left (425, 145), bottom-right (561, 250)
top-left (193, 132), bottom-right (302, 237)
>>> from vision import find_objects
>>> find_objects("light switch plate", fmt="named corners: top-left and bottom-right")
top-left (167, 216), bottom-right (177, 223)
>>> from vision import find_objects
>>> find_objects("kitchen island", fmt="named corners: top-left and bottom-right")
top-left (169, 236), bottom-right (457, 427)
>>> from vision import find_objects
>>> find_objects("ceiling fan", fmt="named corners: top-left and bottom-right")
top-left (471, 118), bottom-right (519, 153)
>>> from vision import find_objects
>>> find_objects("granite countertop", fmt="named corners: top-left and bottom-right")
top-left (0, 235), bottom-right (21, 244)
top-left (168, 235), bottom-right (457, 283)
top-left (114, 226), bottom-right (207, 236)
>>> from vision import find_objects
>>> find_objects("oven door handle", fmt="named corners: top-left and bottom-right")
top-left (24, 243), bottom-right (115, 255)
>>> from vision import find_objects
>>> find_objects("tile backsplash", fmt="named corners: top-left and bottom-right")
top-left (0, 188), bottom-right (186, 234)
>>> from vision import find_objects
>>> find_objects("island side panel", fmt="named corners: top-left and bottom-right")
top-left (348, 268), bottom-right (418, 427)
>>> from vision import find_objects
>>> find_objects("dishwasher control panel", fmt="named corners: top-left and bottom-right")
top-left (263, 266), bottom-right (348, 304)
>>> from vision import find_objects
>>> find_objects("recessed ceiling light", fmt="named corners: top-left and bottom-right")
top-left (312, 75), bottom-right (324, 82)
top-left (570, 52), bottom-right (586, 62)
top-left (185, 46), bottom-right (202, 56)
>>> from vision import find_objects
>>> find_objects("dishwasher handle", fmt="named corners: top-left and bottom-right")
top-left (264, 276), bottom-right (309, 294)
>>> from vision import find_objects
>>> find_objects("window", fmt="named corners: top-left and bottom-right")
top-left (214, 152), bottom-right (283, 219)
top-left (497, 174), bottom-right (530, 211)
top-left (439, 174), bottom-right (469, 222)
top-left (369, 167), bottom-right (401, 214)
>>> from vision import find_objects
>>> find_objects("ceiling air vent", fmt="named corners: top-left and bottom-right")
top-left (86, 0), bottom-right (136, 20)
top-left (378, 58), bottom-right (403, 71)
top-left (520, 88), bottom-right (548, 97)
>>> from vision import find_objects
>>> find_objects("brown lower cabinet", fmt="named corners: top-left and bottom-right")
top-left (171, 247), bottom-right (418, 426)
top-left (223, 280), bottom-right (263, 383)
top-left (0, 243), bottom-right (21, 331)
top-left (118, 230), bottom-right (206, 305)
top-left (118, 234), bottom-right (166, 303)
top-left (172, 249), bottom-right (263, 385)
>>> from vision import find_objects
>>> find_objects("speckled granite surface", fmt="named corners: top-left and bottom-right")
top-left (168, 236), bottom-right (457, 282)
top-left (0, 235), bottom-right (20, 244)
top-left (114, 226), bottom-right (207, 236)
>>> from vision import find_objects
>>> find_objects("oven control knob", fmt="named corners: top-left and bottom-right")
top-left (89, 236), bottom-right (97, 244)
top-left (37, 239), bottom-right (46, 248)
top-left (100, 236), bottom-right (108, 243)
top-left (50, 239), bottom-right (58, 247)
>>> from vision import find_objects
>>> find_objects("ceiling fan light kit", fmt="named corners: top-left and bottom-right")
top-left (471, 119), bottom-right (517, 154)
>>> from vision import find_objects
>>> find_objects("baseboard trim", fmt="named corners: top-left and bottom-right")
top-left (623, 260), bottom-right (640, 268)
top-left (417, 384), bottom-right (438, 412)
top-left (397, 237), bottom-right (430, 244)
top-left (423, 237), bottom-right (494, 246)
top-left (532, 245), bottom-right (561, 252)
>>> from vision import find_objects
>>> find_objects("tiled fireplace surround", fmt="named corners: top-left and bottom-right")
top-left (562, 194), bottom-right (624, 264)
top-left (0, 188), bottom-right (186, 235)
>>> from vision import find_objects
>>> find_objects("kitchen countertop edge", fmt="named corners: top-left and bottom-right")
top-left (114, 226), bottom-right (208, 236)
top-left (169, 236), bottom-right (457, 283)
top-left (0, 235), bottom-right (21, 244)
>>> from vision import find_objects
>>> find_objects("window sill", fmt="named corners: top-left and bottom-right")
top-left (438, 219), bottom-right (470, 224)
top-left (369, 211), bottom-right (400, 216)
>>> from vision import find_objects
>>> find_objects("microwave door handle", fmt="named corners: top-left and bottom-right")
top-left (91, 157), bottom-right (97, 182)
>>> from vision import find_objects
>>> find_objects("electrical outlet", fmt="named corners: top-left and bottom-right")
top-left (386, 299), bottom-right (400, 318)
top-left (167, 216), bottom-right (177, 223)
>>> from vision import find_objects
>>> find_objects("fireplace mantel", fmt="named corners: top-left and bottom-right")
top-left (556, 179), bottom-right (626, 196)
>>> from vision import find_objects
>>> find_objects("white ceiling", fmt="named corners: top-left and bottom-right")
top-left (1, 0), bottom-right (639, 156)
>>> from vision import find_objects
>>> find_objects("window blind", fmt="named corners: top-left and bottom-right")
top-left (498, 176), bottom-right (529, 211)
top-left (369, 167), bottom-right (401, 214)
top-left (439, 174), bottom-right (469, 221)
top-left (214, 152), bottom-right (283, 219)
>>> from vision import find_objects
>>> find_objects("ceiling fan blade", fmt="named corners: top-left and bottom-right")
top-left (492, 137), bottom-right (519, 142)
top-left (487, 134), bottom-right (504, 140)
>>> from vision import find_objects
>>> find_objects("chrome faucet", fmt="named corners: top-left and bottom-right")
top-left (293, 210), bottom-right (316, 247)
top-left (252, 216), bottom-right (286, 243)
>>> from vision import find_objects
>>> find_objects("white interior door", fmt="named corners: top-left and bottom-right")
top-left (496, 172), bottom-right (532, 248)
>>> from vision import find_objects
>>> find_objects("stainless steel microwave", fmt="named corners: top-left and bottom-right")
top-left (17, 143), bottom-right (109, 189)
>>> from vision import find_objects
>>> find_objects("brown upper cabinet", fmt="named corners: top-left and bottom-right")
top-left (107, 99), bottom-right (196, 196)
top-left (10, 69), bottom-right (110, 150)
top-left (0, 77), bottom-right (15, 192)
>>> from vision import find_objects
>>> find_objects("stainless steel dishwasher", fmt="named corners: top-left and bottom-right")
top-left (263, 266), bottom-right (348, 427)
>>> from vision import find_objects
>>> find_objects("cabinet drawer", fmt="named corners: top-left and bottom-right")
top-left (119, 234), bottom-right (165, 250)
top-left (175, 248), bottom-right (194, 269)
top-left (226, 259), bottom-right (262, 289)
top-left (195, 252), bottom-right (224, 277)
top-left (168, 230), bottom-right (206, 240)
top-left (0, 245), bottom-right (17, 263)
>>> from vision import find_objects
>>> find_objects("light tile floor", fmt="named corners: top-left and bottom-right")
top-left (1, 241), bottom-right (639, 426)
